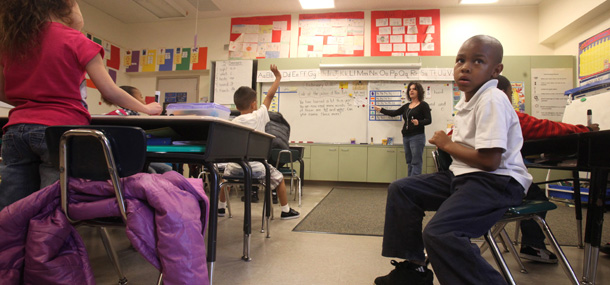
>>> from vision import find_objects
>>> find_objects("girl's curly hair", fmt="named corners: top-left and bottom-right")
top-left (0, 0), bottom-right (75, 59)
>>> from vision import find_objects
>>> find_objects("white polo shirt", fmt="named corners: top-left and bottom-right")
top-left (450, 79), bottom-right (532, 192)
top-left (233, 104), bottom-right (270, 132)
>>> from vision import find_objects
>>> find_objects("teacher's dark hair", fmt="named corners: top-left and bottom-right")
top-left (407, 82), bottom-right (425, 102)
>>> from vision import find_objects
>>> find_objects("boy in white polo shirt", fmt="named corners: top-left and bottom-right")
top-left (375, 35), bottom-right (532, 285)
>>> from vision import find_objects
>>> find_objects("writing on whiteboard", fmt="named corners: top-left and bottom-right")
top-left (257, 67), bottom-right (453, 82)
top-left (213, 60), bottom-right (253, 104)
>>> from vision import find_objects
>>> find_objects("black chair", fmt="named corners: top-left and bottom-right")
top-left (45, 126), bottom-right (159, 285)
top-left (269, 148), bottom-right (302, 206)
top-left (430, 149), bottom-right (578, 284)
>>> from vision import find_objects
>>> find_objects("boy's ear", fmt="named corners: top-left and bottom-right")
top-left (492, 63), bottom-right (504, 78)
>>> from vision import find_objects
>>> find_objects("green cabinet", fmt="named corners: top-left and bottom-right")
top-left (309, 145), bottom-right (339, 181)
top-left (367, 147), bottom-right (397, 183)
top-left (291, 144), bottom-right (311, 180)
top-left (338, 146), bottom-right (368, 182)
top-left (396, 148), bottom-right (408, 179)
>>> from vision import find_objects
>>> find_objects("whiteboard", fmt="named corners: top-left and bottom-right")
top-left (269, 81), bottom-right (369, 144)
top-left (562, 90), bottom-right (610, 130)
top-left (368, 81), bottom-right (454, 145)
top-left (213, 60), bottom-right (254, 104)
top-left (262, 81), bottom-right (455, 145)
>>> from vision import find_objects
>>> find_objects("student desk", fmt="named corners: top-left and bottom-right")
top-left (521, 130), bottom-right (610, 284)
top-left (0, 115), bottom-right (273, 283)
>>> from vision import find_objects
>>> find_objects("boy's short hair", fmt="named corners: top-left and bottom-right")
top-left (496, 75), bottom-right (512, 94)
top-left (467, 35), bottom-right (503, 65)
top-left (234, 86), bottom-right (257, 110)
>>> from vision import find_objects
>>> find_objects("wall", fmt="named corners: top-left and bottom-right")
top-left (77, 2), bottom-right (609, 108)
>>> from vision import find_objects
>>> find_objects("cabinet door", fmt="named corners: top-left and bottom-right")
top-left (309, 146), bottom-right (339, 181)
top-left (396, 148), bottom-right (408, 179)
top-left (367, 147), bottom-right (397, 183)
top-left (338, 146), bottom-right (367, 182)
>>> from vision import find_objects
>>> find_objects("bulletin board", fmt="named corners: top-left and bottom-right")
top-left (578, 27), bottom-right (610, 84)
top-left (298, 12), bottom-right (365, 57)
top-left (229, 15), bottom-right (292, 59)
top-left (370, 9), bottom-right (440, 57)
top-left (124, 46), bottom-right (207, 72)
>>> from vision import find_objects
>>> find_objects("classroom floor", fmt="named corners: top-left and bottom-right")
top-left (83, 181), bottom-right (610, 285)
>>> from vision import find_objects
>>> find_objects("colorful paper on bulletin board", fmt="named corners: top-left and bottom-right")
top-left (578, 27), bottom-right (610, 83)
top-left (191, 47), bottom-right (207, 70)
top-left (229, 14), bottom-right (291, 59)
top-left (92, 36), bottom-right (102, 45)
top-left (370, 9), bottom-right (440, 57)
top-left (298, 12), bottom-right (365, 57)
top-left (175, 48), bottom-right (191, 71)
top-left (511, 82), bottom-right (525, 113)
top-left (126, 50), bottom-right (140, 72)
top-left (141, 49), bottom-right (157, 72)
top-left (106, 44), bottom-right (121, 70)
top-left (108, 69), bottom-right (117, 83)
top-left (158, 48), bottom-right (174, 71)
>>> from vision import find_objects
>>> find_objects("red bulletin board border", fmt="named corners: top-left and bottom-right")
top-left (299, 11), bottom-right (365, 57)
top-left (230, 15), bottom-right (292, 58)
top-left (578, 27), bottom-right (610, 82)
top-left (371, 9), bottom-right (440, 56)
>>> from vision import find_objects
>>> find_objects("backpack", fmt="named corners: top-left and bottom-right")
top-left (265, 112), bottom-right (291, 151)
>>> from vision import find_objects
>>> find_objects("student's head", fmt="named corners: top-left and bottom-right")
top-left (406, 82), bottom-right (425, 102)
top-left (496, 75), bottom-right (513, 102)
top-left (233, 86), bottom-right (257, 112)
top-left (454, 35), bottom-right (504, 98)
top-left (0, 0), bottom-right (82, 58)
top-left (120, 86), bottom-right (146, 104)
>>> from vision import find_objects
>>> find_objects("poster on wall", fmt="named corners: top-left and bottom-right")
top-left (298, 12), bottom-right (365, 57)
top-left (370, 9), bottom-right (440, 57)
top-left (531, 68), bottom-right (573, 121)
top-left (124, 46), bottom-right (208, 72)
top-left (578, 27), bottom-right (610, 85)
top-left (229, 15), bottom-right (291, 59)
top-left (510, 82), bottom-right (526, 113)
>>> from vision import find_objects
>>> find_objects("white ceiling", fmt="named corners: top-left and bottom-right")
top-left (81, 0), bottom-right (544, 24)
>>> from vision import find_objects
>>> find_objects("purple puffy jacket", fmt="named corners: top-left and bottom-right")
top-left (0, 171), bottom-right (209, 285)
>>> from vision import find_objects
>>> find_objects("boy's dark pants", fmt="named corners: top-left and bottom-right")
top-left (382, 171), bottom-right (524, 285)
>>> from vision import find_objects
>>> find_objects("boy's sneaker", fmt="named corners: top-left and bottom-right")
top-left (272, 190), bottom-right (278, 204)
top-left (375, 260), bottom-right (434, 285)
top-left (241, 191), bottom-right (259, 203)
top-left (218, 208), bottom-right (226, 217)
top-left (519, 245), bottom-right (558, 263)
top-left (280, 208), bottom-right (300, 220)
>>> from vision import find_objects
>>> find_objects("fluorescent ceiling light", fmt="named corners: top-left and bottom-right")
top-left (459, 0), bottom-right (498, 4)
top-left (133, 0), bottom-right (188, 19)
top-left (299, 0), bottom-right (335, 9)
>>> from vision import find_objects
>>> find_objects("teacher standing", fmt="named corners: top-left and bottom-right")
top-left (374, 82), bottom-right (431, 176)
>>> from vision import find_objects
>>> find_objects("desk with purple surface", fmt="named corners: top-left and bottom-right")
top-left (521, 130), bottom-right (610, 285)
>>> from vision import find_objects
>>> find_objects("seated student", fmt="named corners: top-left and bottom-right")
top-left (218, 64), bottom-right (299, 220)
top-left (375, 35), bottom-right (532, 285)
top-left (102, 85), bottom-right (172, 174)
top-left (497, 75), bottom-right (599, 263)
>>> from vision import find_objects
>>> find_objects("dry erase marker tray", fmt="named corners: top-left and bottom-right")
top-left (146, 145), bottom-right (206, 153)
top-left (166, 103), bottom-right (230, 119)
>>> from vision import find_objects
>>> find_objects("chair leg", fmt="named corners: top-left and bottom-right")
top-left (513, 221), bottom-right (521, 246)
top-left (261, 185), bottom-right (271, 237)
top-left (156, 272), bottom-right (163, 285)
top-left (224, 185), bottom-right (233, 218)
top-left (532, 216), bottom-right (579, 284)
top-left (484, 230), bottom-right (517, 285)
top-left (98, 227), bottom-right (128, 285)
top-left (500, 228), bottom-right (528, 274)
top-left (295, 176), bottom-right (302, 207)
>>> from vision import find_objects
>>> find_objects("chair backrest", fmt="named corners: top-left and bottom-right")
top-left (46, 126), bottom-right (147, 180)
top-left (270, 149), bottom-right (300, 168)
top-left (431, 149), bottom-right (453, 172)
top-left (46, 126), bottom-right (147, 222)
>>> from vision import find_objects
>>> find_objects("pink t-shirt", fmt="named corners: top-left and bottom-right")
top-left (2, 22), bottom-right (103, 130)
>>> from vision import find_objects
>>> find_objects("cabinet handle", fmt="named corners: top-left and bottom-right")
top-left (387, 150), bottom-right (395, 153)
top-left (341, 148), bottom-right (349, 151)
top-left (329, 148), bottom-right (337, 151)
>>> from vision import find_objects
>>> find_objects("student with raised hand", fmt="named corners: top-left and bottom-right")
top-left (374, 82), bottom-right (431, 177)
top-left (375, 35), bottom-right (532, 285)
top-left (0, 0), bottom-right (162, 210)
top-left (218, 64), bottom-right (300, 220)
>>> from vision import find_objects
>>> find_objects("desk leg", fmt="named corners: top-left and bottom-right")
top-left (582, 168), bottom-right (609, 284)
top-left (299, 158), bottom-right (305, 188)
top-left (261, 160), bottom-right (271, 238)
top-left (204, 162), bottom-right (219, 284)
top-left (238, 161), bottom-right (252, 261)
top-left (573, 170), bottom-right (584, 248)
